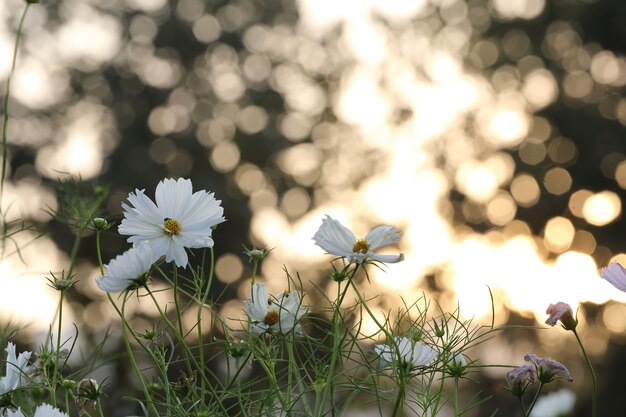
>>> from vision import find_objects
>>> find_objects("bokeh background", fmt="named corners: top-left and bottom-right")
top-left (1, 0), bottom-right (626, 415)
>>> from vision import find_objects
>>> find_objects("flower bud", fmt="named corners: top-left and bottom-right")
top-left (91, 217), bottom-right (110, 231)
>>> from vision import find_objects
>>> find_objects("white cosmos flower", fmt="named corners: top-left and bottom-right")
top-left (118, 178), bottom-right (225, 268)
top-left (244, 283), bottom-right (307, 334)
top-left (6, 404), bottom-right (69, 417)
top-left (313, 215), bottom-right (403, 264)
top-left (96, 242), bottom-right (156, 292)
top-left (0, 342), bottom-right (32, 395)
top-left (529, 388), bottom-right (576, 417)
top-left (375, 337), bottom-right (437, 369)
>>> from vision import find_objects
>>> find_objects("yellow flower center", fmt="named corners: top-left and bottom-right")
top-left (352, 239), bottom-right (370, 253)
top-left (264, 310), bottom-right (280, 326)
top-left (163, 218), bottom-right (182, 236)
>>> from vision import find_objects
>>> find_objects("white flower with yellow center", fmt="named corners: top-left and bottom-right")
top-left (244, 283), bottom-right (307, 334)
top-left (313, 215), bottom-right (403, 264)
top-left (0, 342), bottom-right (31, 395)
top-left (118, 178), bottom-right (225, 268)
top-left (375, 337), bottom-right (437, 369)
top-left (96, 242), bottom-right (156, 292)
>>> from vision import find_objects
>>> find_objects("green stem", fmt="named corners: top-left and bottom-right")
top-left (1, 3), bottom-right (30, 204)
top-left (96, 398), bottom-right (105, 417)
top-left (525, 382), bottom-right (544, 417)
top-left (172, 263), bottom-right (184, 338)
top-left (453, 376), bottom-right (459, 417)
top-left (315, 266), bottom-right (358, 417)
top-left (144, 285), bottom-right (228, 415)
top-left (51, 289), bottom-right (65, 406)
top-left (518, 396), bottom-right (528, 417)
top-left (390, 373), bottom-right (406, 417)
top-left (197, 248), bottom-right (214, 404)
top-left (95, 230), bottom-right (104, 275)
top-left (573, 329), bottom-right (597, 417)
top-left (108, 292), bottom-right (158, 416)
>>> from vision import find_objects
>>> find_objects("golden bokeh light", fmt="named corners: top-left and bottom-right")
top-left (544, 216), bottom-right (575, 253)
top-left (510, 173), bottom-right (541, 207)
top-left (543, 167), bottom-right (572, 195)
top-left (582, 191), bottom-right (621, 226)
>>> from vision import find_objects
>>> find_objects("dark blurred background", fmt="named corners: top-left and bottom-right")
top-left (1, 0), bottom-right (626, 415)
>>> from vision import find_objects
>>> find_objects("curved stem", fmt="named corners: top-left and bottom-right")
top-left (573, 329), bottom-right (597, 417)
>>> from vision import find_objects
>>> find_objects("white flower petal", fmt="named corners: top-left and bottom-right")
top-left (368, 253), bottom-right (404, 264)
top-left (33, 403), bottom-right (70, 417)
top-left (155, 178), bottom-right (192, 219)
top-left (600, 262), bottom-right (626, 292)
top-left (96, 242), bottom-right (154, 293)
top-left (364, 225), bottom-right (401, 250)
top-left (119, 178), bottom-right (225, 269)
top-left (313, 215), bottom-right (356, 257)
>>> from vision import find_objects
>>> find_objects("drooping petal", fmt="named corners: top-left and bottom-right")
top-left (368, 252), bottom-right (404, 264)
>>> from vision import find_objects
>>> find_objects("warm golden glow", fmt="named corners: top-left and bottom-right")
top-left (582, 191), bottom-right (621, 226)
top-left (544, 216), bottom-right (575, 253)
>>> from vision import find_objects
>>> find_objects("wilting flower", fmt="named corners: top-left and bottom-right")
top-left (5, 404), bottom-right (69, 417)
top-left (313, 215), bottom-right (403, 264)
top-left (507, 364), bottom-right (535, 397)
top-left (118, 178), bottom-right (225, 268)
top-left (545, 302), bottom-right (577, 331)
top-left (600, 262), bottom-right (626, 292)
top-left (244, 283), bottom-right (307, 334)
top-left (524, 354), bottom-right (573, 383)
top-left (96, 242), bottom-right (155, 292)
top-left (530, 388), bottom-right (576, 417)
top-left (375, 337), bottom-right (437, 370)
top-left (0, 342), bottom-right (32, 395)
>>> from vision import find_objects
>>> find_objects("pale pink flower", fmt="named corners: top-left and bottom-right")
top-left (545, 302), bottom-right (577, 331)
top-left (524, 353), bottom-right (573, 383)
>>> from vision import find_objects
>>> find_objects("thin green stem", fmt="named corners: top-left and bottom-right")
top-left (518, 396), bottom-right (528, 417)
top-left (107, 292), bottom-right (158, 416)
top-left (525, 382), bottom-right (544, 417)
top-left (1, 4), bottom-right (30, 203)
top-left (96, 398), bottom-right (105, 417)
top-left (573, 329), bottom-right (597, 417)
top-left (390, 374), bottom-right (406, 417)
top-left (197, 248), bottom-right (214, 404)
top-left (172, 264), bottom-right (184, 338)
top-left (50, 289), bottom-right (65, 406)
top-left (95, 230), bottom-right (104, 275)
top-left (453, 376), bottom-right (459, 417)
top-left (144, 285), bottom-right (229, 414)
top-left (315, 265), bottom-right (357, 417)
